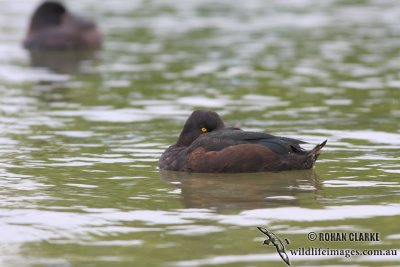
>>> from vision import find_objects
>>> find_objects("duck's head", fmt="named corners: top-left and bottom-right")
top-left (28, 1), bottom-right (67, 32)
top-left (176, 110), bottom-right (225, 147)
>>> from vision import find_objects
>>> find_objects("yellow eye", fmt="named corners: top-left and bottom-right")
top-left (201, 127), bottom-right (207, 133)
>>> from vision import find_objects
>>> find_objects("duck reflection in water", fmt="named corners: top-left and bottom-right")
top-left (28, 49), bottom-right (98, 73)
top-left (160, 169), bottom-right (322, 212)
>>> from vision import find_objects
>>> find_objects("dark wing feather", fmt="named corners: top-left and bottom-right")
top-left (249, 138), bottom-right (306, 155)
top-left (193, 129), bottom-right (306, 155)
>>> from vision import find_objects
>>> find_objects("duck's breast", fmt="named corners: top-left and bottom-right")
top-left (158, 145), bottom-right (188, 171)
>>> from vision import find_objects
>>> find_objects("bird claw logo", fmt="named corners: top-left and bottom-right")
top-left (257, 227), bottom-right (291, 266)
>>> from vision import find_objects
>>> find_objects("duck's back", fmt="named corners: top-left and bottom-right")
top-left (188, 128), bottom-right (306, 155)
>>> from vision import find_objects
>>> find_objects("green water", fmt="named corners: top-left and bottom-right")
top-left (0, 0), bottom-right (399, 266)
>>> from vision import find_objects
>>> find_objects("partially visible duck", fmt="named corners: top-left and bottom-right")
top-left (23, 1), bottom-right (101, 50)
top-left (159, 110), bottom-right (327, 173)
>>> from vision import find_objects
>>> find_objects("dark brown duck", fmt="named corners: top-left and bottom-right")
top-left (23, 1), bottom-right (101, 50)
top-left (159, 110), bottom-right (327, 173)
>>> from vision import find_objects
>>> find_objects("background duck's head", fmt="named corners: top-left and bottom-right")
top-left (176, 110), bottom-right (225, 147)
top-left (28, 1), bottom-right (67, 32)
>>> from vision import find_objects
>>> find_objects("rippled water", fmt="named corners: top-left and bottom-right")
top-left (0, 0), bottom-right (399, 266)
